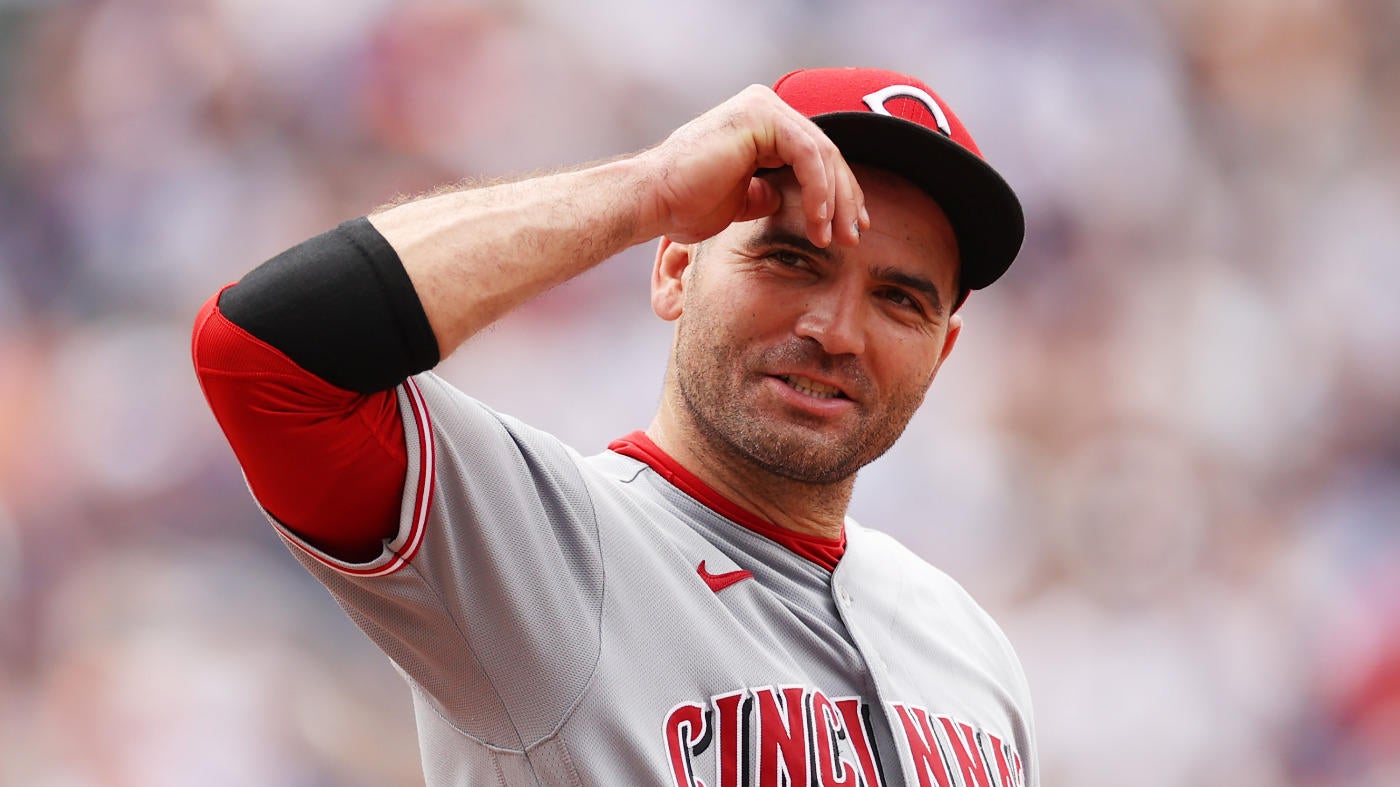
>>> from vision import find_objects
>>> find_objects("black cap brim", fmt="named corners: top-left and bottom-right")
top-left (811, 112), bottom-right (1025, 296)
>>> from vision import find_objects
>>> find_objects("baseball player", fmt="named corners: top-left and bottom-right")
top-left (193, 67), bottom-right (1037, 786)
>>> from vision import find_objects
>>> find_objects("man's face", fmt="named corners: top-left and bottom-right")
top-left (653, 164), bottom-right (964, 485)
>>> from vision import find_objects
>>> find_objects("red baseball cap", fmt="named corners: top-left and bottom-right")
top-left (772, 67), bottom-right (1024, 306)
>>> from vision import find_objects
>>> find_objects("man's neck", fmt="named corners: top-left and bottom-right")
top-left (645, 407), bottom-right (853, 542)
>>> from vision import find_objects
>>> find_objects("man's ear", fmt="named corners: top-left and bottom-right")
top-left (651, 237), bottom-right (692, 322)
top-left (928, 313), bottom-right (963, 385)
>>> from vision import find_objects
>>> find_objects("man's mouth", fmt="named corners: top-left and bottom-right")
top-left (778, 374), bottom-right (848, 400)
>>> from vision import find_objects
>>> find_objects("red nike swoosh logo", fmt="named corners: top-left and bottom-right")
top-left (697, 560), bottom-right (753, 593)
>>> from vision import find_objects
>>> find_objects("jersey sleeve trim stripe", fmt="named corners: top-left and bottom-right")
top-left (269, 376), bottom-right (435, 577)
top-left (389, 376), bottom-right (434, 567)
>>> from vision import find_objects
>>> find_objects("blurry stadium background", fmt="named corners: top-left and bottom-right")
top-left (2, 0), bottom-right (1398, 784)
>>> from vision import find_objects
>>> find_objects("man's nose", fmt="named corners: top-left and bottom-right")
top-left (793, 283), bottom-right (866, 356)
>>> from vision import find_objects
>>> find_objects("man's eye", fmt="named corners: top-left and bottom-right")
top-left (769, 250), bottom-right (807, 267)
top-left (881, 289), bottom-right (920, 311)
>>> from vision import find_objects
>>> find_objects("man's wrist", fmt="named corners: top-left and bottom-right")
top-left (609, 150), bottom-right (670, 246)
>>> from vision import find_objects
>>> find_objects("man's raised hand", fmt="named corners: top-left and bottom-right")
top-left (637, 85), bottom-right (869, 248)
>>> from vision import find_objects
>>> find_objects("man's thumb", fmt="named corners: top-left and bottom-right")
top-left (733, 177), bottom-right (782, 223)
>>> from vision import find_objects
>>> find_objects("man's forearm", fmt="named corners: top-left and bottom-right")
top-left (217, 84), bottom-right (861, 393)
top-left (369, 157), bottom-right (655, 357)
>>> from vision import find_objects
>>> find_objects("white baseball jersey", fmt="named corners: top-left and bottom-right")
top-left (256, 372), bottom-right (1038, 786)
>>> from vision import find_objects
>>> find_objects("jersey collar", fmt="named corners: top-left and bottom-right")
top-left (608, 431), bottom-right (846, 572)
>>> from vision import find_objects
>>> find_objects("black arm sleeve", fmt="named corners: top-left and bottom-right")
top-left (218, 217), bottom-right (440, 394)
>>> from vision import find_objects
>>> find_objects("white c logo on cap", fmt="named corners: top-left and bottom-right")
top-left (861, 85), bottom-right (952, 136)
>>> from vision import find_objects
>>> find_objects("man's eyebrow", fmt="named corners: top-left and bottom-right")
top-left (747, 227), bottom-right (833, 260)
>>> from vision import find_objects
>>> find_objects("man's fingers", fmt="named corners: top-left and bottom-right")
top-left (770, 114), bottom-right (833, 245)
top-left (771, 104), bottom-right (862, 249)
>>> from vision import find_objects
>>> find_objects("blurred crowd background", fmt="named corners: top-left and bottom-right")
top-left (1, 0), bottom-right (1397, 784)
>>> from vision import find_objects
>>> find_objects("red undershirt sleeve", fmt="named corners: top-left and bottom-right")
top-left (192, 287), bottom-right (406, 563)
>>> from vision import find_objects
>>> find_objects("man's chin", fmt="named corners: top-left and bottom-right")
top-left (730, 427), bottom-right (868, 486)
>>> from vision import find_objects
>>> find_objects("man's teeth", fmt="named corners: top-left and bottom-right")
top-left (782, 375), bottom-right (842, 399)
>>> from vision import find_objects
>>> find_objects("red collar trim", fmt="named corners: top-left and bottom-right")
top-left (607, 430), bottom-right (846, 572)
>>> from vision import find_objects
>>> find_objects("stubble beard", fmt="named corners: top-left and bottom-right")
top-left (672, 313), bottom-right (921, 487)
